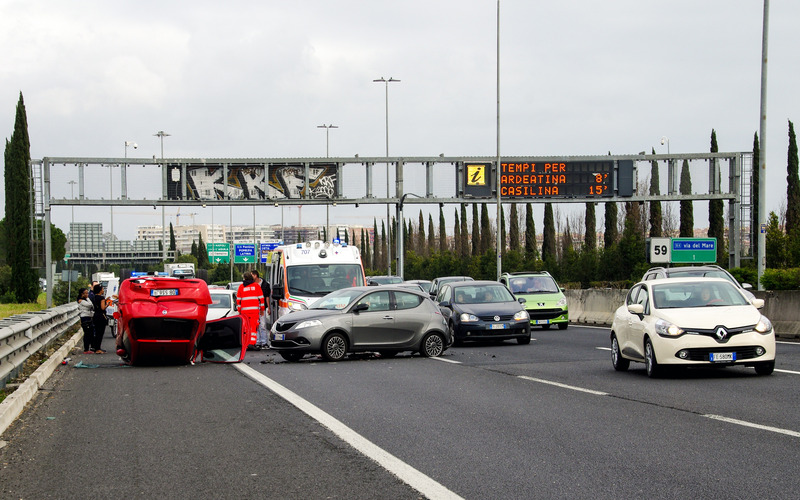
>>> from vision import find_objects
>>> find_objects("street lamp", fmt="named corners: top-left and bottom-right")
top-left (68, 180), bottom-right (76, 300)
top-left (317, 124), bottom-right (338, 158)
top-left (373, 76), bottom-right (400, 275)
top-left (660, 136), bottom-right (670, 154)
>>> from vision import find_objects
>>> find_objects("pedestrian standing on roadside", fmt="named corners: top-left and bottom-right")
top-left (250, 269), bottom-right (271, 349)
top-left (77, 288), bottom-right (96, 354)
top-left (90, 284), bottom-right (108, 354)
top-left (237, 272), bottom-right (265, 349)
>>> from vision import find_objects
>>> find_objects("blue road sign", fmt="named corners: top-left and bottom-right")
top-left (234, 244), bottom-right (256, 264)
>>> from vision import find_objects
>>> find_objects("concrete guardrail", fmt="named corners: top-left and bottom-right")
top-left (0, 303), bottom-right (80, 388)
top-left (565, 289), bottom-right (800, 341)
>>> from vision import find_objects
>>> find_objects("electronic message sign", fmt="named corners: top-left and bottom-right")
top-left (500, 160), bottom-right (614, 198)
top-left (462, 160), bottom-right (617, 199)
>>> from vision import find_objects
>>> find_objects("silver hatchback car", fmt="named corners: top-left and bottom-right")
top-left (270, 286), bottom-right (450, 362)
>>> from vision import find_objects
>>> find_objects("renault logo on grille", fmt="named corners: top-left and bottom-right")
top-left (715, 327), bottom-right (728, 340)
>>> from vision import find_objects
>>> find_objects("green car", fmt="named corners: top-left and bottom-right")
top-left (500, 271), bottom-right (568, 330)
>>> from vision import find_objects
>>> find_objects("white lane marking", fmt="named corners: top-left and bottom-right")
top-left (234, 364), bottom-right (464, 500)
top-left (596, 347), bottom-right (611, 351)
top-left (775, 369), bottom-right (800, 375)
top-left (777, 341), bottom-right (800, 345)
top-left (704, 414), bottom-right (800, 438)
top-left (517, 375), bottom-right (609, 396)
top-left (432, 357), bottom-right (462, 364)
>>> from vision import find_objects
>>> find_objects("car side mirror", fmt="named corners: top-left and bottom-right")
top-left (742, 283), bottom-right (753, 290)
top-left (439, 300), bottom-right (451, 308)
top-left (627, 303), bottom-right (645, 316)
top-left (352, 303), bottom-right (369, 313)
top-left (751, 298), bottom-right (765, 309)
top-left (271, 286), bottom-right (282, 300)
top-left (518, 297), bottom-right (526, 304)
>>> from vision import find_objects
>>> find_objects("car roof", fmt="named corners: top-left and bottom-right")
top-left (637, 277), bottom-right (732, 286)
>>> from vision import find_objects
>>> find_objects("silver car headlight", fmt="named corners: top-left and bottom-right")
top-left (460, 313), bottom-right (479, 322)
top-left (289, 302), bottom-right (307, 312)
top-left (655, 318), bottom-right (683, 337)
top-left (296, 319), bottom-right (322, 329)
top-left (514, 310), bottom-right (529, 321)
top-left (556, 297), bottom-right (567, 307)
top-left (755, 315), bottom-right (773, 334)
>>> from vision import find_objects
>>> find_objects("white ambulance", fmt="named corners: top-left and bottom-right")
top-left (268, 240), bottom-right (366, 323)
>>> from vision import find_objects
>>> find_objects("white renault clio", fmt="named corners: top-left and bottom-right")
top-left (610, 277), bottom-right (775, 377)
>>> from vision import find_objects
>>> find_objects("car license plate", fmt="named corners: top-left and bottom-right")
top-left (151, 289), bottom-right (178, 297)
top-left (274, 333), bottom-right (285, 341)
top-left (709, 352), bottom-right (736, 362)
top-left (535, 319), bottom-right (550, 325)
top-left (490, 324), bottom-right (506, 330)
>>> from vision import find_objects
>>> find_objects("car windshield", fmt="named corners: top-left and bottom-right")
top-left (209, 294), bottom-right (231, 309)
top-left (651, 282), bottom-right (749, 309)
top-left (453, 285), bottom-right (515, 304)
top-left (508, 276), bottom-right (559, 294)
top-left (310, 288), bottom-right (366, 310)
top-left (287, 264), bottom-right (365, 295)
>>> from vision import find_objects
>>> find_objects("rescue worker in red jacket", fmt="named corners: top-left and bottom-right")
top-left (236, 271), bottom-right (265, 348)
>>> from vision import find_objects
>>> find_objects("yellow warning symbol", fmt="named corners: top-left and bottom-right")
top-left (466, 164), bottom-right (487, 186)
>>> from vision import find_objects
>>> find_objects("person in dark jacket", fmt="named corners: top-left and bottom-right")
top-left (90, 284), bottom-right (108, 354)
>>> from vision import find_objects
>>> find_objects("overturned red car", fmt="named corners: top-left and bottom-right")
top-left (115, 276), bottom-right (248, 365)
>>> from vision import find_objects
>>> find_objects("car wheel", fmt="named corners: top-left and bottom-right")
top-left (644, 338), bottom-right (660, 378)
top-left (541, 324), bottom-right (551, 330)
top-left (321, 332), bottom-right (347, 362)
top-left (517, 334), bottom-right (531, 345)
top-left (557, 322), bottom-right (568, 330)
top-left (280, 352), bottom-right (304, 362)
top-left (611, 334), bottom-right (629, 371)
top-left (420, 332), bottom-right (445, 357)
top-left (754, 361), bottom-right (775, 376)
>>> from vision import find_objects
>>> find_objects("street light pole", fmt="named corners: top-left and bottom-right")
top-left (318, 124), bottom-right (338, 242)
top-left (115, 141), bottom-right (137, 242)
top-left (68, 180), bottom-right (76, 300)
top-left (373, 77), bottom-right (400, 275)
top-left (154, 131), bottom-right (170, 260)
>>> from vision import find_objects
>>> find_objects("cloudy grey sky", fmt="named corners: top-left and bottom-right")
top-left (2, 0), bottom-right (798, 241)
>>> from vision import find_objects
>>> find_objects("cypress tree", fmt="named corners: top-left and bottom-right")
top-left (509, 203), bottom-right (520, 251)
top-left (604, 202), bottom-right (618, 248)
top-left (786, 120), bottom-right (800, 266)
top-left (471, 204), bottom-right (480, 255)
top-left (542, 203), bottom-right (556, 264)
top-left (198, 232), bottom-right (209, 268)
top-left (460, 204), bottom-right (469, 257)
top-left (765, 211), bottom-right (787, 268)
top-left (751, 132), bottom-right (760, 262)
top-left (708, 129), bottom-right (726, 264)
top-left (453, 208), bottom-right (461, 254)
top-left (480, 203), bottom-right (492, 253)
top-left (427, 214), bottom-right (435, 254)
top-left (4, 93), bottom-right (38, 301)
top-left (190, 240), bottom-right (198, 258)
top-left (438, 206), bottom-right (447, 253)
top-left (169, 223), bottom-right (176, 251)
top-left (417, 211), bottom-right (426, 256)
top-left (584, 202), bottom-right (596, 251)
top-left (380, 221), bottom-right (387, 272)
top-left (373, 218), bottom-right (381, 270)
top-left (649, 147), bottom-right (662, 237)
top-left (679, 159), bottom-right (694, 237)
top-left (500, 205), bottom-right (507, 252)
top-left (524, 203), bottom-right (538, 261)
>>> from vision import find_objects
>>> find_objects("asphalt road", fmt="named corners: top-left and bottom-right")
top-left (2, 325), bottom-right (799, 499)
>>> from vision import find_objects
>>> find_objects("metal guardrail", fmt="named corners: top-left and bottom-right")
top-left (0, 303), bottom-right (79, 388)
